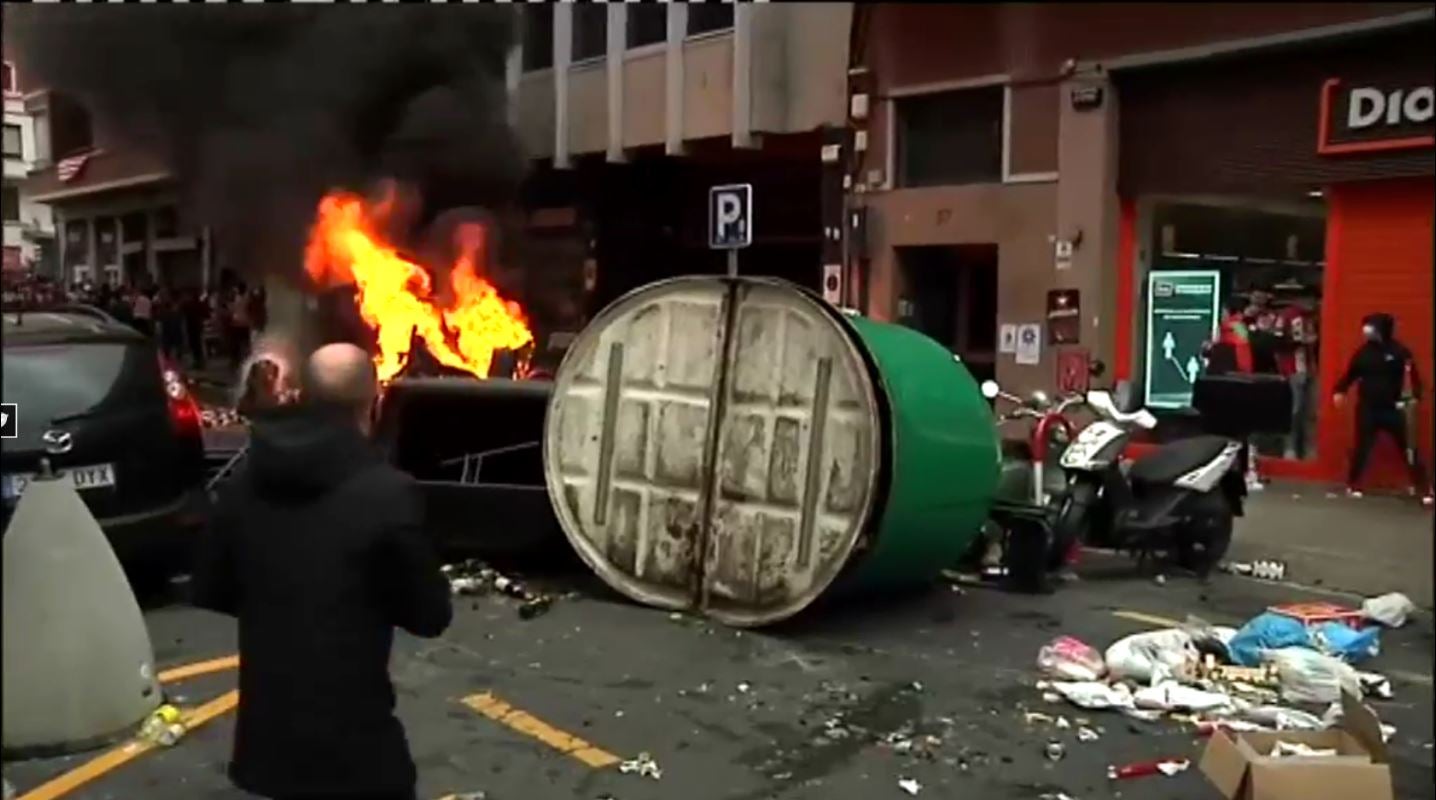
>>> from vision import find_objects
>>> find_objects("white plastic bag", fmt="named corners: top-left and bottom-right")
top-left (1037, 636), bottom-right (1107, 681)
top-left (1237, 704), bottom-right (1327, 731)
top-left (1262, 647), bottom-right (1362, 705)
top-left (1362, 593), bottom-right (1416, 628)
top-left (1105, 629), bottom-right (1198, 685)
top-left (1049, 680), bottom-right (1134, 711)
top-left (1134, 681), bottom-right (1234, 713)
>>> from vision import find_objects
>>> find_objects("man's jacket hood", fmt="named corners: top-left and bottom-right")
top-left (1363, 312), bottom-right (1395, 343)
top-left (245, 403), bottom-right (379, 500)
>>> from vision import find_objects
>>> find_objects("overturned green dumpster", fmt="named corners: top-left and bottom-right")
top-left (544, 276), bottom-right (998, 626)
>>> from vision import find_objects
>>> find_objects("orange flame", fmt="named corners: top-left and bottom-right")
top-left (304, 191), bottom-right (533, 384)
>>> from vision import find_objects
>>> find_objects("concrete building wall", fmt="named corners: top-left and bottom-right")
top-left (513, 3), bottom-right (851, 163)
top-left (751, 4), bottom-right (854, 134)
top-left (621, 51), bottom-right (666, 149)
top-left (4, 85), bottom-right (55, 272)
top-left (516, 72), bottom-right (556, 161)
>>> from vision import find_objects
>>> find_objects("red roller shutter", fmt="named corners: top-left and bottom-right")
top-left (1319, 177), bottom-right (1435, 489)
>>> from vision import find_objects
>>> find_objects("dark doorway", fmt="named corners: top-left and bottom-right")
top-left (895, 244), bottom-right (998, 383)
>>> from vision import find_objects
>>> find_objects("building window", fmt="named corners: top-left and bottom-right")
top-left (2, 125), bottom-right (21, 158)
top-left (1, 62), bottom-right (15, 94)
top-left (572, 4), bottom-right (607, 63)
top-left (896, 87), bottom-right (1003, 188)
top-left (1, 185), bottom-right (18, 222)
top-left (628, 5), bottom-right (667, 49)
top-left (522, 5), bottom-right (554, 71)
top-left (688, 4), bottom-right (734, 37)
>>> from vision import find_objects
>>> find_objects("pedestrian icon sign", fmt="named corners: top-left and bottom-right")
top-left (709, 184), bottom-right (753, 250)
top-left (1144, 271), bottom-right (1221, 409)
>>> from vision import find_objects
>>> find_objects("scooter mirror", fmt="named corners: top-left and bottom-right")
top-left (980, 380), bottom-right (1001, 400)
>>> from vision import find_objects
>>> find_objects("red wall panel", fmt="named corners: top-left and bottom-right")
top-left (1320, 178), bottom-right (1435, 489)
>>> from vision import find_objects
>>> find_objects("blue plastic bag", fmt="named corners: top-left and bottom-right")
top-left (1227, 612), bottom-right (1312, 667)
top-left (1313, 621), bottom-right (1380, 664)
top-left (1228, 612), bottom-right (1381, 666)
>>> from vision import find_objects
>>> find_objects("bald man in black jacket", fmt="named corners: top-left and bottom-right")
top-left (193, 343), bottom-right (452, 800)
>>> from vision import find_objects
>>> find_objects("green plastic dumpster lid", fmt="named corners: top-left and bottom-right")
top-left (543, 276), bottom-right (883, 626)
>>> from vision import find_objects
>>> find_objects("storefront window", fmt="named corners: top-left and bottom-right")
top-left (1142, 196), bottom-right (1326, 461)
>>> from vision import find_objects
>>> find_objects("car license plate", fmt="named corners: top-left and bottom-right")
top-left (2, 464), bottom-right (117, 502)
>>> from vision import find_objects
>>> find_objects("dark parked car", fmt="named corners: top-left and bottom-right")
top-left (1, 308), bottom-right (208, 575)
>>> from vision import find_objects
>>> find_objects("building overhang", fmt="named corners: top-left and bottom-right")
top-left (1084, 8), bottom-right (1433, 74)
top-left (28, 172), bottom-right (173, 205)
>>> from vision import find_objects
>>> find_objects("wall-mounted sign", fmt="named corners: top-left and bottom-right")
top-left (1318, 78), bottom-right (1434, 155)
top-left (1144, 270), bottom-right (1221, 410)
top-left (1015, 323), bottom-right (1042, 366)
top-left (1057, 349), bottom-right (1091, 395)
top-left (822, 263), bottom-right (842, 305)
top-left (998, 323), bottom-right (1017, 354)
top-left (1054, 239), bottom-right (1074, 271)
top-left (1046, 289), bottom-right (1081, 345)
top-left (1070, 85), bottom-right (1104, 111)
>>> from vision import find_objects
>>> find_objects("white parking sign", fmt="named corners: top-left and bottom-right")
top-left (709, 184), bottom-right (752, 250)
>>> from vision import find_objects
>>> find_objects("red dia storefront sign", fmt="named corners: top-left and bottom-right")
top-left (1318, 78), bottom-right (1434, 155)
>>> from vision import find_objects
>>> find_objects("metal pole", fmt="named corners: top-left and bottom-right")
top-left (727, 249), bottom-right (738, 278)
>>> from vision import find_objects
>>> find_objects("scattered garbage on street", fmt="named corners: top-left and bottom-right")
top-left (1221, 560), bottom-right (1288, 581)
top-left (896, 777), bottom-right (922, 795)
top-left (442, 559), bottom-right (557, 620)
top-left (1026, 590), bottom-right (1409, 799)
top-left (618, 752), bottom-right (663, 780)
top-left (1037, 636), bottom-right (1106, 682)
top-left (1362, 592), bottom-right (1416, 628)
top-left (1108, 757), bottom-right (1190, 780)
top-left (1198, 692), bottom-right (1394, 800)
top-left (137, 704), bottom-right (187, 748)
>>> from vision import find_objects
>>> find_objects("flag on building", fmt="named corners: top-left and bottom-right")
top-left (57, 152), bottom-right (93, 183)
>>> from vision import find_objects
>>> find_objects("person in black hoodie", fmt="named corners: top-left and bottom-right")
top-left (1333, 312), bottom-right (1431, 504)
top-left (192, 343), bottom-right (452, 800)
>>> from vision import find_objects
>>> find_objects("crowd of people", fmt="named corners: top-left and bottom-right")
top-left (1, 274), bottom-right (267, 372)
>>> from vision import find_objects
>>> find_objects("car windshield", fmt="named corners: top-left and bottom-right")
top-left (1, 343), bottom-right (138, 448)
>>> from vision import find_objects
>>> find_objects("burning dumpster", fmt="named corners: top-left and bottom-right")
top-left (543, 276), bottom-right (999, 626)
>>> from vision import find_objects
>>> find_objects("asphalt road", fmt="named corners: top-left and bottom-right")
top-left (6, 553), bottom-right (1433, 800)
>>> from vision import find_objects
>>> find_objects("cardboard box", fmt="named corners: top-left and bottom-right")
top-left (1199, 691), bottom-right (1392, 800)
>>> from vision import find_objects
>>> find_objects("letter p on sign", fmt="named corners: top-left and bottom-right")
top-left (709, 184), bottom-right (753, 250)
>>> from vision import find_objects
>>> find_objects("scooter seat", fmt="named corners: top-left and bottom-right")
top-left (1128, 435), bottom-right (1231, 486)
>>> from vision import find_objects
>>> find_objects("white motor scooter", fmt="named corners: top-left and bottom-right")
top-left (1054, 387), bottom-right (1247, 576)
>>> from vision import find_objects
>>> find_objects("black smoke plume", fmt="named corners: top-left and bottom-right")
top-left (6, 4), bottom-right (525, 308)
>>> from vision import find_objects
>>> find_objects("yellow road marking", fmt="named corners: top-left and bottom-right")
top-left (16, 690), bottom-right (239, 800)
top-left (461, 692), bottom-right (621, 769)
top-left (1111, 610), bottom-right (1183, 628)
top-left (158, 654), bottom-right (239, 684)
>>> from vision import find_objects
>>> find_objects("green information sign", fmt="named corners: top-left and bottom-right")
top-left (1144, 270), bottom-right (1221, 410)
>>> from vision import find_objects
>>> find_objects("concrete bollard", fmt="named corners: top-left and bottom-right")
top-left (2, 467), bottom-right (162, 757)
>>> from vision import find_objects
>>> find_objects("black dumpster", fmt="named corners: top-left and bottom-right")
top-left (373, 377), bottom-right (563, 558)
